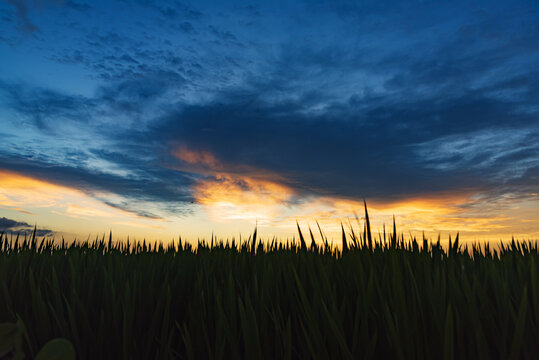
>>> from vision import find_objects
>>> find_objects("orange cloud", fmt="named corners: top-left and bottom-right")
top-left (172, 144), bottom-right (288, 183)
top-left (0, 170), bottom-right (165, 228)
top-left (194, 174), bottom-right (294, 222)
top-left (174, 145), bottom-right (220, 169)
top-left (0, 170), bottom-right (81, 208)
top-left (173, 145), bottom-right (297, 223)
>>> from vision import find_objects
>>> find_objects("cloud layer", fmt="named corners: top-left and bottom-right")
top-left (0, 0), bottom-right (538, 222)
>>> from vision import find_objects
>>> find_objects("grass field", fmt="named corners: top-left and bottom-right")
top-left (0, 207), bottom-right (538, 359)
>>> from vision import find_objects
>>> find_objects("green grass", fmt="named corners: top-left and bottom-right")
top-left (0, 206), bottom-right (538, 359)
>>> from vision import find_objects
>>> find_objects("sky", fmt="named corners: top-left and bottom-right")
top-left (0, 0), bottom-right (538, 244)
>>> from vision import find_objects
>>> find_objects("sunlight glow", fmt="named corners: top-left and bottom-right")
top-left (1, 168), bottom-right (537, 242)
top-left (193, 174), bottom-right (293, 222)
top-left (171, 147), bottom-right (539, 241)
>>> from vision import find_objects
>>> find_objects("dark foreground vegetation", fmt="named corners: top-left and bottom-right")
top-left (0, 209), bottom-right (538, 359)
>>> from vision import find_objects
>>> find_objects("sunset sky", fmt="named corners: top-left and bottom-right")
top-left (0, 0), bottom-right (538, 244)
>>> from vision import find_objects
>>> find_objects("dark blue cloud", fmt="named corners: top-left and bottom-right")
top-left (0, 81), bottom-right (95, 130)
top-left (154, 86), bottom-right (538, 200)
top-left (0, 216), bottom-right (54, 236)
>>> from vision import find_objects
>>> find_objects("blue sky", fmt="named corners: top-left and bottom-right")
top-left (0, 0), bottom-right (538, 241)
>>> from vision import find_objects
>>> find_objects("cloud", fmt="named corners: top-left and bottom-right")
top-left (4, 0), bottom-right (38, 33)
top-left (0, 81), bottom-right (94, 130)
top-left (0, 170), bottom-right (177, 237)
top-left (2, 35), bottom-right (538, 217)
top-left (100, 200), bottom-right (163, 220)
top-left (0, 217), bottom-right (27, 229)
top-left (156, 84), bottom-right (539, 202)
top-left (0, 0), bottom-right (537, 225)
top-left (413, 129), bottom-right (539, 180)
top-left (0, 155), bottom-right (195, 217)
top-left (3, 0), bottom-right (83, 34)
top-left (0, 216), bottom-right (54, 236)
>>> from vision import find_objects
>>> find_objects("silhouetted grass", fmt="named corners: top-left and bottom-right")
top-left (0, 204), bottom-right (537, 359)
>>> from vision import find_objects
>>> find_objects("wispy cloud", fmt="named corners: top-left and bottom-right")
top-left (3, 0), bottom-right (38, 33)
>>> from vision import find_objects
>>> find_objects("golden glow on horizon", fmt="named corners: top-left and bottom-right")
top-left (0, 170), bottom-right (170, 237)
top-left (1, 167), bottom-right (538, 242)
top-left (330, 198), bottom-right (508, 231)
top-left (111, 221), bottom-right (166, 229)
top-left (260, 196), bottom-right (514, 238)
